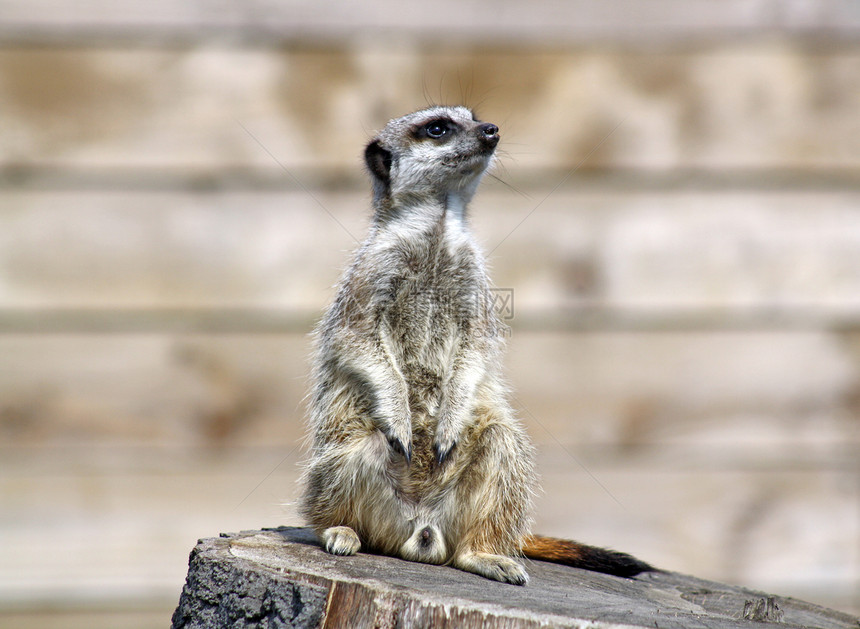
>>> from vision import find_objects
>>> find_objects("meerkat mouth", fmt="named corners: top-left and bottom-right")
top-left (442, 151), bottom-right (493, 170)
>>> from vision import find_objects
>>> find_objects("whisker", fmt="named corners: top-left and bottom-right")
top-left (488, 173), bottom-right (531, 200)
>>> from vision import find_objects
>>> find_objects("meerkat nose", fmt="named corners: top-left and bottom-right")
top-left (480, 123), bottom-right (499, 137)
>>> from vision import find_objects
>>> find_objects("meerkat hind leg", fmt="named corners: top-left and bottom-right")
top-left (454, 551), bottom-right (528, 585)
top-left (448, 419), bottom-right (535, 585)
top-left (321, 525), bottom-right (361, 556)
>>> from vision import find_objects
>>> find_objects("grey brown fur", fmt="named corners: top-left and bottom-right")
top-left (298, 106), bottom-right (538, 584)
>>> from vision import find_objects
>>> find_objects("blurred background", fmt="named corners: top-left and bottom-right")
top-left (1, 1), bottom-right (859, 627)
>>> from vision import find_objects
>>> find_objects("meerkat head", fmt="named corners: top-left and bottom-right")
top-left (364, 106), bottom-right (499, 207)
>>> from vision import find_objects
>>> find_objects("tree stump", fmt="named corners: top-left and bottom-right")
top-left (171, 527), bottom-right (859, 629)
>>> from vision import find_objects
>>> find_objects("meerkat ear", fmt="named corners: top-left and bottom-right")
top-left (364, 139), bottom-right (392, 185)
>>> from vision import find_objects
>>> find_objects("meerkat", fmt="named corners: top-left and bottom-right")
top-left (298, 105), bottom-right (651, 584)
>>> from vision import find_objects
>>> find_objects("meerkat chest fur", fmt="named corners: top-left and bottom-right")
top-left (370, 203), bottom-right (488, 394)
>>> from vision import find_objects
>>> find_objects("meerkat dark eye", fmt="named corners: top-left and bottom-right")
top-left (425, 122), bottom-right (448, 138)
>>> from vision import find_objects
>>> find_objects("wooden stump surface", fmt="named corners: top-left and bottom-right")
top-left (171, 527), bottom-right (860, 629)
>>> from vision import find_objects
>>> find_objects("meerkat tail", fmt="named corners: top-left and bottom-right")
top-left (522, 535), bottom-right (653, 577)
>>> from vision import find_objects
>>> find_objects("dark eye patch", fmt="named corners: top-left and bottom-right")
top-left (413, 118), bottom-right (457, 140)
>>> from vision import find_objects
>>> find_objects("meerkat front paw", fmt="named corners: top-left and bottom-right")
top-left (433, 413), bottom-right (463, 465)
top-left (386, 433), bottom-right (412, 464)
top-left (453, 551), bottom-right (529, 585)
top-left (434, 405), bottom-right (471, 465)
top-left (321, 526), bottom-right (361, 556)
top-left (433, 435), bottom-right (457, 465)
top-left (380, 420), bottom-right (412, 464)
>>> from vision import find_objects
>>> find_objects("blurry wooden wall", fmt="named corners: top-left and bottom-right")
top-left (1, 1), bottom-right (859, 626)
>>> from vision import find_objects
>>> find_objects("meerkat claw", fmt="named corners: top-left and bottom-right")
top-left (388, 436), bottom-right (412, 464)
top-left (433, 440), bottom-right (456, 466)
